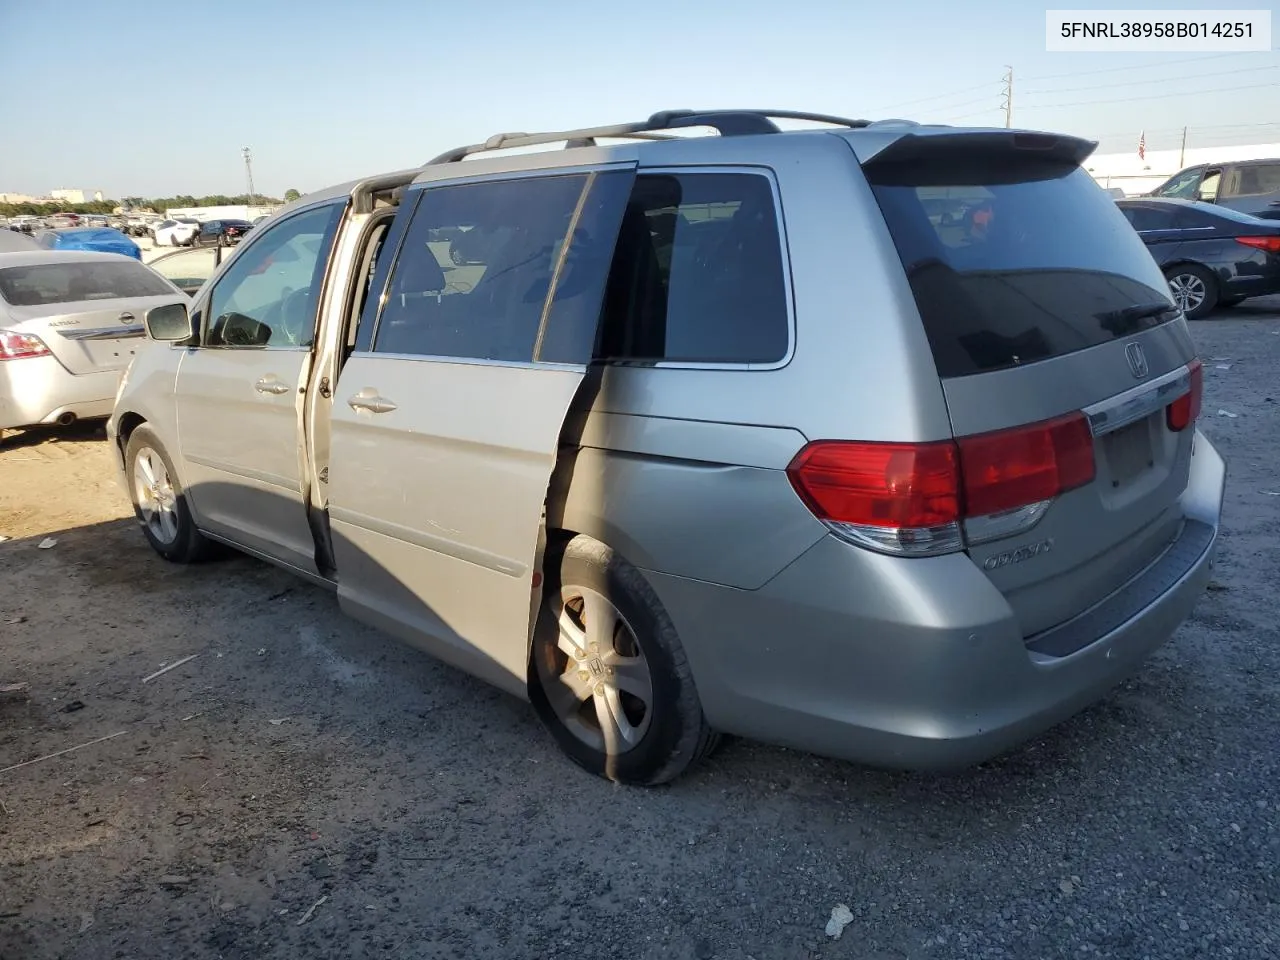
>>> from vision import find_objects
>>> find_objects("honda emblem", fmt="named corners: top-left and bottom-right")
top-left (1125, 342), bottom-right (1149, 379)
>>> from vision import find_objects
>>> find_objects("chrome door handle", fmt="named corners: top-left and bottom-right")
top-left (254, 378), bottom-right (291, 395)
top-left (347, 394), bottom-right (397, 414)
top-left (118, 311), bottom-right (135, 321)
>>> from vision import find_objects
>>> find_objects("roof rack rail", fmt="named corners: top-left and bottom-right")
top-left (425, 109), bottom-right (872, 165)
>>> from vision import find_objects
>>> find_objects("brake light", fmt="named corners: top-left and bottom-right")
top-left (0, 329), bottom-right (51, 360)
top-left (786, 412), bottom-right (1097, 556)
top-left (957, 412), bottom-right (1096, 518)
top-left (1236, 236), bottom-right (1280, 253)
top-left (1166, 359), bottom-right (1203, 431)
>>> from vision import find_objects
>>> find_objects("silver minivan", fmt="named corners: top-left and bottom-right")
top-left (109, 110), bottom-right (1226, 785)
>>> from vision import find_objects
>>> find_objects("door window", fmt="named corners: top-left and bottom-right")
top-left (149, 247), bottom-right (219, 292)
top-left (1196, 170), bottom-right (1221, 201)
top-left (1156, 168), bottom-right (1203, 199)
top-left (1120, 204), bottom-right (1177, 232)
top-left (597, 172), bottom-right (790, 364)
top-left (204, 203), bottom-right (342, 349)
top-left (1232, 163), bottom-right (1280, 197)
top-left (370, 172), bottom-right (631, 364)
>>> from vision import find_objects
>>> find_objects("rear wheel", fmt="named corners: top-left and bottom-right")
top-left (125, 426), bottom-right (212, 563)
top-left (529, 535), bottom-right (718, 786)
top-left (1165, 263), bottom-right (1218, 320)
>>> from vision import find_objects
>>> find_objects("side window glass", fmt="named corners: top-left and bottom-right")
top-left (1235, 163), bottom-right (1280, 197)
top-left (1197, 171), bottom-right (1221, 201)
top-left (205, 204), bottom-right (341, 349)
top-left (372, 174), bottom-right (591, 362)
top-left (1159, 169), bottom-right (1202, 200)
top-left (1124, 206), bottom-right (1174, 231)
top-left (599, 172), bottom-right (789, 364)
top-left (150, 247), bottom-right (219, 288)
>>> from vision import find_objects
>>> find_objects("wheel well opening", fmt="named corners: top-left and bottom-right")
top-left (116, 413), bottom-right (146, 454)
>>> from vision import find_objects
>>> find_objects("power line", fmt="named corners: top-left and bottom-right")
top-left (915, 93), bottom-right (1005, 119)
top-left (1022, 79), bottom-right (1280, 111)
top-left (1022, 62), bottom-right (1279, 96)
top-left (862, 80), bottom-right (1003, 114)
top-left (1019, 51), bottom-right (1235, 82)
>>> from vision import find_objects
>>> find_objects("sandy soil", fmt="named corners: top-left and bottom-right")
top-left (1, 301), bottom-right (1278, 960)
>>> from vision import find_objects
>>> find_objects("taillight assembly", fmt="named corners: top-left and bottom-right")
top-left (0, 329), bottom-right (51, 361)
top-left (1236, 235), bottom-right (1280, 254)
top-left (787, 411), bottom-right (1097, 557)
top-left (1166, 359), bottom-right (1203, 431)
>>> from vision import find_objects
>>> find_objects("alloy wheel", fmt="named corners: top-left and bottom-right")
top-left (133, 447), bottom-right (179, 544)
top-left (1168, 272), bottom-right (1206, 314)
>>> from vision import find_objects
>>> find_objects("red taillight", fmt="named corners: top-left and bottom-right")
top-left (1236, 235), bottom-right (1280, 254)
top-left (787, 412), bottom-right (1097, 552)
top-left (786, 440), bottom-right (960, 529)
top-left (0, 330), bottom-right (51, 361)
top-left (957, 412), bottom-right (1096, 518)
top-left (1166, 359), bottom-right (1203, 431)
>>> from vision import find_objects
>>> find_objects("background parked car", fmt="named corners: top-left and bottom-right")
top-left (152, 218), bottom-right (201, 247)
top-left (0, 229), bottom-right (40, 252)
top-left (35, 227), bottom-right (142, 260)
top-left (1118, 197), bottom-right (1280, 318)
top-left (192, 218), bottom-right (253, 247)
top-left (0, 250), bottom-right (187, 438)
top-left (1147, 158), bottom-right (1280, 220)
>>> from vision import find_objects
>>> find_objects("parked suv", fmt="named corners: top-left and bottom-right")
top-left (109, 110), bottom-right (1225, 785)
top-left (1148, 158), bottom-right (1280, 219)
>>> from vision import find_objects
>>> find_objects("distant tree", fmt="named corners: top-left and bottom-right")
top-left (283, 188), bottom-right (301, 203)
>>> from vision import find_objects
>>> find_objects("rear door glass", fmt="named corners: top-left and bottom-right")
top-left (867, 160), bottom-right (1175, 378)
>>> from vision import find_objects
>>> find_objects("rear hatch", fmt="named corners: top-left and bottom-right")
top-left (863, 132), bottom-right (1202, 638)
top-left (0, 258), bottom-right (183, 375)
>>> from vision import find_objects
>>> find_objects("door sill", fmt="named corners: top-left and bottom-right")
top-left (199, 529), bottom-right (338, 591)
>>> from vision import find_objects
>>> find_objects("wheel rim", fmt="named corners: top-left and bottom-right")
top-left (1168, 272), bottom-right (1206, 313)
top-left (133, 447), bottom-right (179, 545)
top-left (534, 584), bottom-right (654, 756)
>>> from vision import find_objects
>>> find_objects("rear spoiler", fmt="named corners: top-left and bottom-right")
top-left (857, 129), bottom-right (1098, 171)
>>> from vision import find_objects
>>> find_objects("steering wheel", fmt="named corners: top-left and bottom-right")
top-left (272, 287), bottom-right (313, 346)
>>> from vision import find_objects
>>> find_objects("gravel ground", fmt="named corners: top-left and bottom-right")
top-left (1, 300), bottom-right (1278, 960)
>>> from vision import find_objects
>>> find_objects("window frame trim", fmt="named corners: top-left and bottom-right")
top-left (593, 163), bottom-right (797, 372)
top-left (362, 162), bottom-right (637, 369)
top-left (194, 198), bottom-right (347, 353)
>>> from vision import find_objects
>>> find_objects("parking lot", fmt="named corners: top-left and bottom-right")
top-left (1, 300), bottom-right (1278, 960)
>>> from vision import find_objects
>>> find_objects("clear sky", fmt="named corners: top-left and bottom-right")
top-left (0, 0), bottom-right (1276, 199)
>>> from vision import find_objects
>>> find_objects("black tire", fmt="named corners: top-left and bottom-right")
top-left (170, 233), bottom-right (180, 247)
top-left (528, 534), bottom-right (719, 786)
top-left (1218, 296), bottom-right (1246, 308)
top-left (1164, 263), bottom-right (1218, 320)
top-left (124, 425), bottom-right (213, 563)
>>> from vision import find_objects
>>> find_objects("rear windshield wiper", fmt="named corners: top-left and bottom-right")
top-left (1096, 301), bottom-right (1179, 334)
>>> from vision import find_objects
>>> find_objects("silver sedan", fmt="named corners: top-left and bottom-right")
top-left (0, 250), bottom-right (187, 437)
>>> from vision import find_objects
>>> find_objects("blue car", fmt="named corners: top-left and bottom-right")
top-left (35, 227), bottom-right (142, 260)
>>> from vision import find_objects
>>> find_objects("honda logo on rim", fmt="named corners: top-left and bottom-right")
top-left (1125, 342), bottom-right (1149, 379)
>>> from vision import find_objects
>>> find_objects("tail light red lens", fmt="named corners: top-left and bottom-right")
top-left (786, 441), bottom-right (961, 529)
top-left (787, 412), bottom-right (1098, 555)
top-left (957, 412), bottom-right (1096, 518)
top-left (1236, 235), bottom-right (1280, 254)
top-left (0, 330), bottom-right (51, 361)
top-left (1166, 359), bottom-right (1203, 431)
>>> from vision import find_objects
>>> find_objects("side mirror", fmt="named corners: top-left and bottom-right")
top-left (144, 302), bottom-right (193, 341)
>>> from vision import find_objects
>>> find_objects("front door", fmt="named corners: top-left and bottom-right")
top-left (174, 201), bottom-right (344, 573)
top-left (327, 166), bottom-right (634, 694)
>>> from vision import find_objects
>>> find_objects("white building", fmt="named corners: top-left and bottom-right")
top-left (0, 192), bottom-right (43, 204)
top-left (1085, 142), bottom-right (1280, 196)
top-left (49, 188), bottom-right (105, 204)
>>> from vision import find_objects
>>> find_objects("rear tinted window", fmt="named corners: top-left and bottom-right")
top-left (868, 160), bottom-right (1175, 378)
top-left (0, 260), bottom-right (173, 306)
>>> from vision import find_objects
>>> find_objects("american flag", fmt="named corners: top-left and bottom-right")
top-left (1138, 130), bottom-right (1146, 161)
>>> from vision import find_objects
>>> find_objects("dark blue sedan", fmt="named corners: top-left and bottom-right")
top-left (1117, 198), bottom-right (1280, 319)
top-left (35, 227), bottom-right (142, 260)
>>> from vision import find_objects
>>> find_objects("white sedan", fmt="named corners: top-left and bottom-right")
top-left (152, 218), bottom-right (201, 247)
top-left (0, 251), bottom-right (187, 437)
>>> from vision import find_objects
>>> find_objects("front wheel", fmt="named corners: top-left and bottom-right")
top-left (125, 425), bottom-right (213, 563)
top-left (528, 535), bottom-right (718, 786)
top-left (1165, 263), bottom-right (1218, 320)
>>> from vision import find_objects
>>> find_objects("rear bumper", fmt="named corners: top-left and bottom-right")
top-left (646, 430), bottom-right (1226, 770)
top-left (0, 356), bottom-right (120, 429)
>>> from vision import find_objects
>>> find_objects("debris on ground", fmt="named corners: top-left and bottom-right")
top-left (60, 700), bottom-right (85, 713)
top-left (141, 654), bottom-right (198, 684)
top-left (36, 538), bottom-right (57, 549)
top-left (0, 731), bottom-right (127, 775)
top-left (158, 876), bottom-right (192, 888)
top-left (1207, 581), bottom-right (1229, 592)
top-left (1, 682), bottom-right (31, 699)
top-left (295, 895), bottom-right (328, 926)
top-left (4, 616), bottom-right (26, 624)
top-left (825, 903), bottom-right (853, 939)
top-left (1217, 409), bottom-right (1240, 418)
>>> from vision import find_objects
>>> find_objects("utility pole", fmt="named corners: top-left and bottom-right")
top-left (1179, 126), bottom-right (1188, 168)
top-left (242, 147), bottom-right (256, 207)
top-left (1001, 66), bottom-right (1014, 128)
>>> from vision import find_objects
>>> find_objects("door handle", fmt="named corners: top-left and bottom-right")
top-left (118, 311), bottom-right (135, 321)
top-left (254, 377), bottom-right (291, 395)
top-left (347, 393), bottom-right (397, 414)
